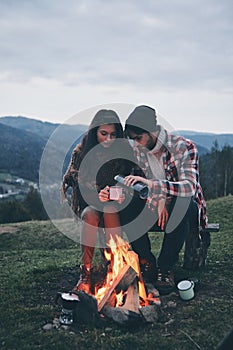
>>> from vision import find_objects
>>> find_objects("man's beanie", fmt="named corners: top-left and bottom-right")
top-left (125, 105), bottom-right (157, 133)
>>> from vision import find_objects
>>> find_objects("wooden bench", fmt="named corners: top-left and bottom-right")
top-left (183, 223), bottom-right (220, 270)
top-left (200, 223), bottom-right (220, 233)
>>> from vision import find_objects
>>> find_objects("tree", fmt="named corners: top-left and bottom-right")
top-left (199, 142), bottom-right (233, 200)
top-left (0, 201), bottom-right (30, 224)
top-left (219, 145), bottom-right (233, 197)
top-left (23, 187), bottom-right (48, 220)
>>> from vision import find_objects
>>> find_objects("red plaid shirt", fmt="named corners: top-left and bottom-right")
top-left (133, 131), bottom-right (208, 228)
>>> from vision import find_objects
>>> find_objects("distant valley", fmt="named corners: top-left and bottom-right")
top-left (0, 115), bottom-right (233, 184)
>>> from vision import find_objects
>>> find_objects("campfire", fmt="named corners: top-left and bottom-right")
top-left (95, 234), bottom-right (151, 313)
top-left (57, 235), bottom-right (161, 326)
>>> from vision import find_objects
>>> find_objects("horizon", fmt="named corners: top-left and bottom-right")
top-left (0, 113), bottom-right (232, 135)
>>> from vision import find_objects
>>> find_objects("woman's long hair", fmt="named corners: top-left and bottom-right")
top-left (76, 109), bottom-right (124, 168)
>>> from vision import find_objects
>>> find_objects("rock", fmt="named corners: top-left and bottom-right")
top-left (139, 304), bottom-right (159, 323)
top-left (42, 323), bottom-right (54, 331)
top-left (102, 305), bottom-right (141, 325)
top-left (167, 301), bottom-right (177, 308)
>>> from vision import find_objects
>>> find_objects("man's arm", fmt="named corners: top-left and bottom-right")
top-left (150, 138), bottom-right (199, 198)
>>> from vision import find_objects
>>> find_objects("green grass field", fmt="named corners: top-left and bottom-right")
top-left (0, 196), bottom-right (233, 350)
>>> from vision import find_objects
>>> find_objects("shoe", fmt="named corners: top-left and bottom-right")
top-left (73, 265), bottom-right (91, 294)
top-left (140, 259), bottom-right (157, 284)
top-left (154, 269), bottom-right (175, 295)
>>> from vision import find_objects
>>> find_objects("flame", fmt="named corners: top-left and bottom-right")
top-left (95, 234), bottom-right (147, 308)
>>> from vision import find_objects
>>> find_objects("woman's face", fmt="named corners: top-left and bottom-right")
top-left (97, 124), bottom-right (117, 147)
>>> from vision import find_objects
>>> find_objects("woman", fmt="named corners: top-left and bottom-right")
top-left (62, 109), bottom-right (136, 294)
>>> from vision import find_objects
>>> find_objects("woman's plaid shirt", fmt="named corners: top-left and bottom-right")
top-left (133, 131), bottom-right (208, 228)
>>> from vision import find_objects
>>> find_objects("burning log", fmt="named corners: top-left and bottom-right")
top-left (116, 265), bottom-right (137, 292)
top-left (124, 250), bottom-right (147, 302)
top-left (98, 265), bottom-right (137, 312)
top-left (145, 283), bottom-right (161, 306)
top-left (120, 278), bottom-right (140, 313)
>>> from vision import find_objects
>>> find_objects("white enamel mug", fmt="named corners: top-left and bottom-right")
top-left (177, 280), bottom-right (195, 301)
top-left (109, 186), bottom-right (123, 200)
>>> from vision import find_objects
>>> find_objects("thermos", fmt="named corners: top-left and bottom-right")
top-left (114, 175), bottom-right (149, 199)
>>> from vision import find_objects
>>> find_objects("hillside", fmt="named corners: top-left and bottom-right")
top-left (0, 122), bottom-right (46, 181)
top-left (0, 116), bottom-right (87, 139)
top-left (0, 116), bottom-right (87, 182)
top-left (1, 115), bottom-right (233, 182)
top-left (178, 130), bottom-right (233, 151)
top-left (0, 116), bottom-right (60, 139)
top-left (0, 196), bottom-right (232, 349)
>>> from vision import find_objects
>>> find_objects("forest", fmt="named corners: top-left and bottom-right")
top-left (200, 142), bottom-right (233, 199)
top-left (0, 142), bottom-right (232, 224)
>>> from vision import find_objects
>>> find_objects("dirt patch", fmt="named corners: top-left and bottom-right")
top-left (0, 225), bottom-right (19, 234)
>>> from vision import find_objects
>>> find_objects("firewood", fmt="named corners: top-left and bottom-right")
top-left (98, 264), bottom-right (131, 312)
top-left (126, 251), bottom-right (147, 301)
top-left (115, 266), bottom-right (137, 293)
top-left (120, 279), bottom-right (140, 313)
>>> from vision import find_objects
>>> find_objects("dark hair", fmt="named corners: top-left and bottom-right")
top-left (77, 109), bottom-right (123, 167)
top-left (124, 105), bottom-right (157, 136)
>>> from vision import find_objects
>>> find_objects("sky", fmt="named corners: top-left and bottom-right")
top-left (0, 0), bottom-right (232, 133)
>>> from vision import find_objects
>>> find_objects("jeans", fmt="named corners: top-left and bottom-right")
top-left (127, 197), bottom-right (199, 271)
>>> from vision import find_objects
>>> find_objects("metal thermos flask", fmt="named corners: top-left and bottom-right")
top-left (114, 175), bottom-right (149, 199)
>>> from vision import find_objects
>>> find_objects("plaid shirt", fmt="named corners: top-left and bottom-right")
top-left (133, 131), bottom-right (208, 228)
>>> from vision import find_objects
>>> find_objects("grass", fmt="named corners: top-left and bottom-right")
top-left (0, 196), bottom-right (233, 350)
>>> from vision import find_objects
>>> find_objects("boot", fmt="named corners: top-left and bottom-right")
top-left (155, 268), bottom-right (175, 295)
top-left (140, 257), bottom-right (157, 284)
top-left (73, 265), bottom-right (91, 294)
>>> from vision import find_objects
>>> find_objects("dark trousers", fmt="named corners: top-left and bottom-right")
top-left (125, 196), bottom-right (199, 271)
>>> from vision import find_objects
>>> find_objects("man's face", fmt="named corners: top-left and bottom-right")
top-left (128, 131), bottom-right (156, 150)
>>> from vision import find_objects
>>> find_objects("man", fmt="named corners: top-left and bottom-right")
top-left (124, 105), bottom-right (208, 294)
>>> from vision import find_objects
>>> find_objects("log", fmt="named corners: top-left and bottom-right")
top-left (120, 279), bottom-right (140, 313)
top-left (125, 251), bottom-right (147, 302)
top-left (98, 264), bottom-right (134, 312)
top-left (116, 266), bottom-right (137, 293)
top-left (145, 283), bottom-right (161, 306)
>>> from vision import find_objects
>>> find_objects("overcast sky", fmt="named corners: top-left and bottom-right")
top-left (0, 0), bottom-right (232, 133)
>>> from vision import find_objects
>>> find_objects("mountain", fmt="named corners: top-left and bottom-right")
top-left (0, 116), bottom-right (88, 182)
top-left (0, 116), bottom-right (87, 140)
top-left (1, 115), bottom-right (233, 182)
top-left (176, 130), bottom-right (233, 151)
top-left (0, 122), bottom-right (45, 181)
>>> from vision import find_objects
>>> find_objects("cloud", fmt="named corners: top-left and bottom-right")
top-left (0, 0), bottom-right (232, 91)
top-left (0, 0), bottom-right (232, 133)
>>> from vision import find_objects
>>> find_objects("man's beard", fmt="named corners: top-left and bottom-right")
top-left (147, 134), bottom-right (156, 150)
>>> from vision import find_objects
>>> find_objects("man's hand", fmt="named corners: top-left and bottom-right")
top-left (157, 198), bottom-right (168, 230)
top-left (124, 175), bottom-right (149, 187)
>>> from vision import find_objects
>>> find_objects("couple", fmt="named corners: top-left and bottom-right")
top-left (62, 105), bottom-right (208, 295)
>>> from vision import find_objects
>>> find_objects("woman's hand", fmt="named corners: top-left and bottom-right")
top-left (117, 192), bottom-right (125, 204)
top-left (98, 186), bottom-right (110, 202)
